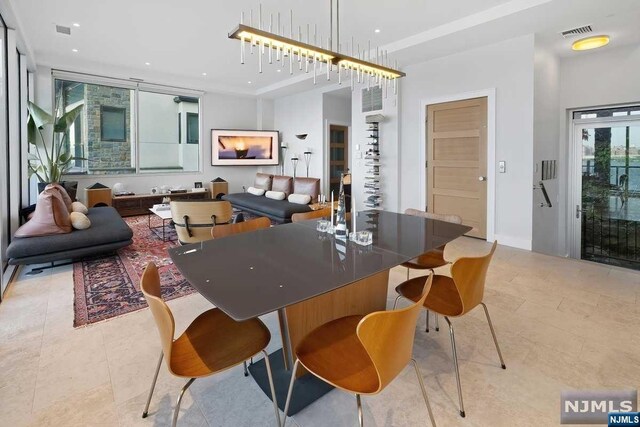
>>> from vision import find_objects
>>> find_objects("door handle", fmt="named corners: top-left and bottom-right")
top-left (575, 205), bottom-right (584, 219)
top-left (478, 176), bottom-right (486, 182)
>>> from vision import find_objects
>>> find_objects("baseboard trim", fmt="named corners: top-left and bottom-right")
top-left (492, 234), bottom-right (532, 251)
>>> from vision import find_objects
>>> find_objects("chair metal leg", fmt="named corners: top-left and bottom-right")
top-left (411, 359), bottom-right (437, 427)
top-left (393, 294), bottom-right (402, 310)
top-left (142, 351), bottom-right (163, 418)
top-left (262, 350), bottom-right (282, 426)
top-left (435, 313), bottom-right (439, 332)
top-left (356, 394), bottom-right (364, 427)
top-left (444, 317), bottom-right (465, 418)
top-left (282, 359), bottom-right (300, 427)
top-left (480, 302), bottom-right (506, 369)
top-left (243, 360), bottom-right (249, 377)
top-left (425, 309), bottom-right (430, 333)
top-left (172, 378), bottom-right (195, 427)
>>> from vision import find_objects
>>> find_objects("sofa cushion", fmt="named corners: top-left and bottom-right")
top-left (14, 187), bottom-right (72, 238)
top-left (288, 193), bottom-right (312, 205)
top-left (265, 190), bottom-right (286, 200)
top-left (271, 175), bottom-right (293, 196)
top-left (223, 193), bottom-right (311, 220)
top-left (72, 201), bottom-right (89, 214)
top-left (7, 207), bottom-right (132, 260)
top-left (293, 178), bottom-right (320, 203)
top-left (70, 212), bottom-right (91, 230)
top-left (254, 173), bottom-right (273, 190)
top-left (47, 183), bottom-right (74, 212)
top-left (247, 186), bottom-right (265, 196)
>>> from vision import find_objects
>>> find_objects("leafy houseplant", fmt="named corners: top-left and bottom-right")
top-left (27, 100), bottom-right (84, 185)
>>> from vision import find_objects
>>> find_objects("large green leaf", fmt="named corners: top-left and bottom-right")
top-left (54, 103), bottom-right (83, 133)
top-left (27, 101), bottom-right (53, 128)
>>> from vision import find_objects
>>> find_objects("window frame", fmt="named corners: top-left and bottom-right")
top-left (100, 105), bottom-right (127, 142)
top-left (186, 112), bottom-right (199, 144)
top-left (51, 70), bottom-right (204, 177)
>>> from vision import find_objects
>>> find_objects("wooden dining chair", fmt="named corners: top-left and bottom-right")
top-left (211, 216), bottom-right (271, 239)
top-left (403, 208), bottom-right (463, 333)
top-left (394, 241), bottom-right (505, 418)
top-left (291, 207), bottom-right (332, 223)
top-left (283, 275), bottom-right (437, 427)
top-left (140, 263), bottom-right (280, 427)
top-left (171, 200), bottom-right (233, 244)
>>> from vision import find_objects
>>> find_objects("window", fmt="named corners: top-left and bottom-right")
top-left (54, 75), bottom-right (201, 175)
top-left (100, 106), bottom-right (126, 142)
top-left (187, 112), bottom-right (199, 144)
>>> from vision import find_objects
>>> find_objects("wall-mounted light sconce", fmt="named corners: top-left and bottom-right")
top-left (296, 134), bottom-right (308, 140)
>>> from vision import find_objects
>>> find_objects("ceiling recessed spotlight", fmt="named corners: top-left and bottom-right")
top-left (202, 72), bottom-right (207, 76)
top-left (72, 48), bottom-right (78, 53)
top-left (277, 69), bottom-right (281, 72)
top-left (248, 81), bottom-right (252, 84)
top-left (145, 62), bottom-right (151, 66)
top-left (572, 35), bottom-right (610, 51)
top-left (374, 29), bottom-right (381, 33)
top-left (72, 23), bottom-right (80, 27)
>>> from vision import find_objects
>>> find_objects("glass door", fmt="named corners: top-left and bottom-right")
top-left (573, 116), bottom-right (640, 270)
top-left (329, 124), bottom-right (348, 195)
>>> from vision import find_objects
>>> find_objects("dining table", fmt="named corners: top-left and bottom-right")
top-left (169, 210), bottom-right (471, 414)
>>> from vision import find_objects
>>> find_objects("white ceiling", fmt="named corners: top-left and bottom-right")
top-left (9, 0), bottom-right (640, 97)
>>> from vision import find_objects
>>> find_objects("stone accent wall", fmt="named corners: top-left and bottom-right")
top-left (84, 85), bottom-right (134, 174)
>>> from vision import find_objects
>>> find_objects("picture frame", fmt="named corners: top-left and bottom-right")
top-left (194, 182), bottom-right (203, 188)
top-left (211, 129), bottom-right (279, 166)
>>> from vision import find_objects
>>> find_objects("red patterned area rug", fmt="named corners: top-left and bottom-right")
top-left (73, 215), bottom-right (194, 327)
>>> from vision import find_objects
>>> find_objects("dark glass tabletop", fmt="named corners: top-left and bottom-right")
top-left (169, 210), bottom-right (471, 321)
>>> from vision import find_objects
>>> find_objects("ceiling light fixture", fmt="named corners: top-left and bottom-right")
top-left (374, 29), bottom-right (380, 33)
top-left (72, 48), bottom-right (78, 53)
top-left (248, 81), bottom-right (252, 84)
top-left (145, 62), bottom-right (151, 66)
top-left (572, 35), bottom-right (610, 51)
top-left (73, 23), bottom-right (80, 27)
top-left (202, 72), bottom-right (207, 76)
top-left (228, 0), bottom-right (404, 96)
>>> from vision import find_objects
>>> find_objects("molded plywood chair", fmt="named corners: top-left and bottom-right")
top-left (170, 200), bottom-right (233, 244)
top-left (403, 208), bottom-right (463, 332)
top-left (283, 275), bottom-right (437, 427)
top-left (394, 241), bottom-right (505, 418)
top-left (211, 216), bottom-right (271, 239)
top-left (140, 263), bottom-right (280, 427)
top-left (291, 207), bottom-right (332, 223)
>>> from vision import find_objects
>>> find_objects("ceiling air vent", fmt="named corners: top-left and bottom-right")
top-left (561, 25), bottom-right (592, 38)
top-left (55, 25), bottom-right (71, 35)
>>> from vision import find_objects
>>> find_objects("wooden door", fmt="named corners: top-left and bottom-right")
top-left (329, 125), bottom-right (348, 195)
top-left (427, 97), bottom-right (487, 238)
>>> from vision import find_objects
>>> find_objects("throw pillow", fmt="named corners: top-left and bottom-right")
top-left (247, 186), bottom-right (266, 196)
top-left (46, 183), bottom-right (73, 212)
top-left (265, 190), bottom-right (286, 200)
top-left (71, 201), bottom-right (89, 214)
top-left (288, 193), bottom-right (312, 205)
top-left (14, 187), bottom-right (72, 237)
top-left (70, 212), bottom-right (91, 230)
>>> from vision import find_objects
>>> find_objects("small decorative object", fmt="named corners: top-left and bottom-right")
top-left (291, 157), bottom-right (299, 179)
top-left (334, 173), bottom-right (348, 239)
top-left (160, 185), bottom-right (170, 194)
top-left (350, 230), bottom-right (373, 246)
top-left (162, 197), bottom-right (170, 204)
top-left (194, 182), bottom-right (203, 188)
top-left (296, 134), bottom-right (308, 140)
top-left (303, 151), bottom-right (312, 177)
top-left (280, 143), bottom-right (288, 175)
top-left (113, 182), bottom-right (126, 194)
top-left (151, 187), bottom-right (158, 194)
top-left (316, 219), bottom-right (330, 233)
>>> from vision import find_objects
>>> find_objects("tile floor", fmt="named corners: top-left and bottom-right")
top-left (1, 237), bottom-right (639, 426)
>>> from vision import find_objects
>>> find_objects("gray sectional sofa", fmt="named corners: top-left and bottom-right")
top-left (7, 206), bottom-right (133, 267)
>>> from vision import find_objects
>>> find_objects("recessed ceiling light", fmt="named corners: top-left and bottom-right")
top-left (248, 81), bottom-right (252, 84)
top-left (72, 48), bottom-right (78, 53)
top-left (572, 35), bottom-right (610, 51)
top-left (202, 72), bottom-right (207, 76)
top-left (73, 23), bottom-right (80, 27)
top-left (374, 29), bottom-right (381, 33)
top-left (145, 62), bottom-right (151, 66)
top-left (277, 69), bottom-right (281, 72)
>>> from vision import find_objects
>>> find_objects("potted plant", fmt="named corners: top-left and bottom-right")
top-left (27, 100), bottom-right (84, 199)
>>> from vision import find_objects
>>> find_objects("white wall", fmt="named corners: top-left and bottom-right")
top-left (34, 66), bottom-right (264, 202)
top-left (557, 43), bottom-right (640, 255)
top-left (399, 34), bottom-right (535, 249)
top-left (273, 90), bottom-right (324, 183)
top-left (532, 37), bottom-right (560, 255)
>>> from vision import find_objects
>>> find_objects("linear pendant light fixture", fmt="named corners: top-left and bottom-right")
top-left (228, 0), bottom-right (405, 94)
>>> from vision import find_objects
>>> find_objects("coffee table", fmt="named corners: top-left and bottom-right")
top-left (148, 206), bottom-right (175, 241)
